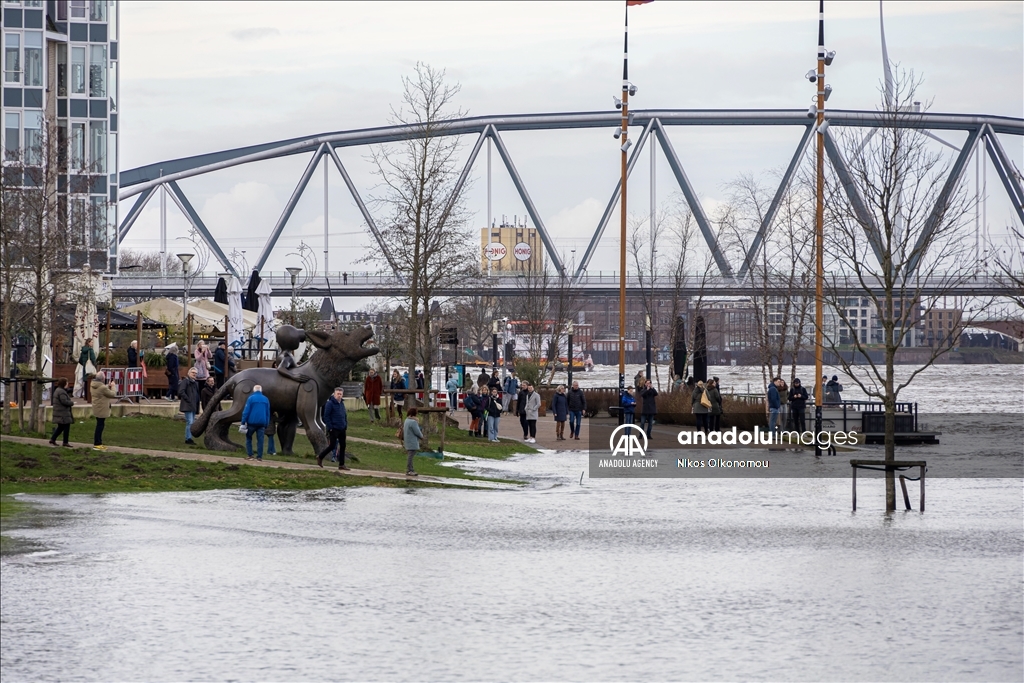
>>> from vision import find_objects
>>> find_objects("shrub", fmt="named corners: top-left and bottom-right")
top-left (515, 361), bottom-right (541, 387)
top-left (144, 352), bottom-right (166, 368)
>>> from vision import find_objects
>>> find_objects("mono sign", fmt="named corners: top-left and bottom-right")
top-left (513, 242), bottom-right (532, 261)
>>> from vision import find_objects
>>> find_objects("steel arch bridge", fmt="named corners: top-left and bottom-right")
top-left (117, 108), bottom-right (1024, 284)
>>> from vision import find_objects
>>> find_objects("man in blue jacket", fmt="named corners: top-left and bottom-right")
top-left (767, 377), bottom-right (782, 436)
top-left (240, 384), bottom-right (271, 460)
top-left (319, 387), bottom-right (350, 470)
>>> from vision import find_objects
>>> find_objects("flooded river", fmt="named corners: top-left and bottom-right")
top-left (2, 365), bottom-right (1021, 681)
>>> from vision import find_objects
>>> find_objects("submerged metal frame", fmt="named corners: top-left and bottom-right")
top-left (117, 108), bottom-right (1024, 280)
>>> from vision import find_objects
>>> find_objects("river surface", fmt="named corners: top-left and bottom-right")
top-left (2, 365), bottom-right (1022, 681)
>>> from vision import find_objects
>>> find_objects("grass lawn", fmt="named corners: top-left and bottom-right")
top-left (345, 409), bottom-right (537, 459)
top-left (3, 411), bottom-right (525, 483)
top-left (0, 440), bottom-right (443, 498)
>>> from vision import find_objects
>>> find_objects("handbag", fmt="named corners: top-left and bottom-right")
top-left (238, 424), bottom-right (248, 434)
top-left (700, 390), bottom-right (712, 410)
top-left (84, 359), bottom-right (97, 376)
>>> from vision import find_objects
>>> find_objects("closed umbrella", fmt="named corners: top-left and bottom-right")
top-left (244, 269), bottom-right (261, 312)
top-left (227, 276), bottom-right (245, 351)
top-left (213, 277), bottom-right (228, 304)
top-left (256, 279), bottom-right (274, 344)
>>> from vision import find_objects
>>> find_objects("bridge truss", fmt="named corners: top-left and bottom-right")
top-left (118, 108), bottom-right (1024, 283)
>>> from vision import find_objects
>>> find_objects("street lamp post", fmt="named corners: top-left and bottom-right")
top-left (286, 266), bottom-right (302, 315)
top-left (491, 320), bottom-right (500, 377)
top-left (615, 4), bottom-right (638, 424)
top-left (566, 321), bottom-right (574, 387)
top-left (176, 253), bottom-right (194, 327)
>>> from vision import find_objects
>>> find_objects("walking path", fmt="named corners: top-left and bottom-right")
top-left (0, 435), bottom-right (499, 488)
top-left (446, 410), bottom-right (590, 451)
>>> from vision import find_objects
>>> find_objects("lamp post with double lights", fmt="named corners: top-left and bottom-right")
top-left (566, 321), bottom-right (574, 387)
top-left (286, 266), bottom-right (302, 316)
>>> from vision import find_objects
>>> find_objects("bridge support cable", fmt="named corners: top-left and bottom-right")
top-left (324, 145), bottom-right (403, 282)
top-left (165, 181), bottom-right (238, 277)
top-left (738, 124), bottom-right (816, 280)
top-left (573, 118), bottom-right (655, 281)
top-left (983, 124), bottom-right (1024, 228)
top-left (907, 127), bottom-right (982, 276)
top-left (254, 143), bottom-right (328, 272)
top-left (822, 129), bottom-right (886, 265)
top-left (654, 119), bottom-right (734, 279)
top-left (487, 127), bottom-right (566, 276)
top-left (117, 186), bottom-right (155, 243)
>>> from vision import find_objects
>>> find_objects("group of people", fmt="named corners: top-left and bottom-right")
top-left (766, 374), bottom-right (844, 435)
top-left (620, 379), bottom-right (659, 437)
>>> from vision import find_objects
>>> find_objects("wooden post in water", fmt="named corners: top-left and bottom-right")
top-left (899, 475), bottom-right (911, 510)
top-left (852, 464), bottom-right (857, 511)
top-left (919, 465), bottom-right (926, 512)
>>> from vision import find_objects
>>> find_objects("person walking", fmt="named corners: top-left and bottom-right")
top-left (485, 386), bottom-right (502, 442)
top-left (707, 377), bottom-right (723, 432)
top-left (523, 383), bottom-right (540, 443)
top-left (127, 340), bottom-right (139, 369)
top-left (517, 384), bottom-right (530, 439)
top-left (90, 371), bottom-right (117, 450)
top-left (621, 387), bottom-right (637, 435)
top-left (825, 375), bottom-right (844, 404)
top-left (319, 387), bottom-right (349, 469)
top-left (390, 370), bottom-right (406, 419)
top-left (550, 384), bottom-right (569, 440)
top-left (767, 378), bottom-right (782, 436)
top-left (164, 344), bottom-right (180, 401)
top-left (487, 370), bottom-right (501, 392)
top-left (640, 379), bottom-right (658, 438)
top-left (193, 340), bottom-right (212, 381)
top-left (200, 376), bottom-right (217, 413)
top-left (502, 372), bottom-right (519, 413)
top-left (402, 408), bottom-right (423, 476)
top-left (179, 366), bottom-right (201, 445)
top-left (363, 368), bottom-right (383, 422)
top-left (76, 338), bottom-right (97, 399)
top-left (692, 380), bottom-right (709, 434)
top-left (464, 385), bottom-right (480, 436)
top-left (240, 384), bottom-right (271, 461)
top-left (445, 374), bottom-right (460, 414)
top-left (566, 380), bottom-right (586, 441)
top-left (48, 377), bottom-right (74, 447)
top-left (266, 412), bottom-right (278, 456)
top-left (788, 378), bottom-right (809, 434)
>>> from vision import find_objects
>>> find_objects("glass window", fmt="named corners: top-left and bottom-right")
top-left (57, 0), bottom-right (66, 20)
top-left (88, 44), bottom-right (105, 97)
top-left (57, 119), bottom-right (68, 168)
top-left (25, 0), bottom-right (42, 6)
top-left (23, 31), bottom-right (41, 86)
top-left (88, 0), bottom-right (105, 21)
top-left (56, 43), bottom-right (67, 95)
top-left (106, 129), bottom-right (115, 174)
top-left (88, 120), bottom-right (105, 173)
top-left (23, 109), bottom-right (41, 165)
top-left (4, 112), bottom-right (19, 159)
top-left (72, 197), bottom-right (88, 245)
top-left (70, 46), bottom-right (85, 94)
top-left (4, 33), bottom-right (20, 83)
top-left (70, 0), bottom-right (85, 18)
top-left (89, 196), bottom-right (107, 249)
top-left (70, 121), bottom-right (85, 168)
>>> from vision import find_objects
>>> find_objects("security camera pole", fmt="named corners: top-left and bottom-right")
top-left (617, 3), bottom-right (631, 422)
top-left (813, 0), bottom-right (826, 457)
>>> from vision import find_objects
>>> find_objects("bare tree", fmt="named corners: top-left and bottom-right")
top-left (366, 63), bottom-right (474, 392)
top-left (822, 71), bottom-right (981, 510)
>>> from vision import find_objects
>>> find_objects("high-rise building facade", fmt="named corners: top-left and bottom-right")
top-left (2, 0), bottom-right (119, 273)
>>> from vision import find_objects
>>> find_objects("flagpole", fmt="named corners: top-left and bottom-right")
top-left (814, 0), bottom-right (826, 457)
top-left (618, 1), bottom-right (629, 420)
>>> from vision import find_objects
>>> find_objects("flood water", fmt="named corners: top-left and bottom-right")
top-left (2, 365), bottom-right (1022, 681)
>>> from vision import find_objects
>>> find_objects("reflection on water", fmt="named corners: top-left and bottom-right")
top-left (2, 448), bottom-right (1021, 681)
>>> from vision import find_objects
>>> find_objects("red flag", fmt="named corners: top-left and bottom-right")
top-left (627, 0), bottom-right (653, 5)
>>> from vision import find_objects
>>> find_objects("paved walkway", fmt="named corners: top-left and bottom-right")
top-left (0, 434), bottom-right (487, 488)
top-left (446, 409), bottom-right (590, 451)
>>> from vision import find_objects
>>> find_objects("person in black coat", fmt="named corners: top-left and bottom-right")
top-left (178, 367), bottom-right (201, 445)
top-left (127, 340), bottom-right (139, 368)
top-left (517, 386), bottom-right (530, 439)
top-left (200, 376), bottom-right (217, 413)
top-left (788, 378), bottom-right (809, 433)
top-left (48, 377), bottom-right (74, 447)
top-left (164, 345), bottom-right (180, 400)
top-left (639, 379), bottom-right (658, 438)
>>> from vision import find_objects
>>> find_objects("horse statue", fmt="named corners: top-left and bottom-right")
top-left (190, 325), bottom-right (377, 456)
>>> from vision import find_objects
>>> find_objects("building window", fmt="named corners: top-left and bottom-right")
top-left (56, 43), bottom-right (67, 96)
top-left (4, 33), bottom-right (20, 83)
top-left (57, 0), bottom-right (67, 21)
top-left (70, 0), bottom-right (86, 19)
top-left (4, 112), bottom-right (19, 159)
top-left (71, 46), bottom-right (85, 94)
top-left (72, 197), bottom-right (88, 245)
top-left (89, 196), bottom-right (106, 249)
top-left (89, 120), bottom-right (104, 172)
top-left (23, 109), bottom-right (41, 165)
top-left (88, 44), bottom-right (105, 97)
top-left (89, 0), bottom-right (105, 21)
top-left (70, 121), bottom-right (85, 168)
top-left (23, 31), bottom-right (42, 86)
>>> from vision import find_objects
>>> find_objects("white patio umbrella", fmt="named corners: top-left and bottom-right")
top-left (256, 279), bottom-right (275, 350)
top-left (227, 276), bottom-right (245, 350)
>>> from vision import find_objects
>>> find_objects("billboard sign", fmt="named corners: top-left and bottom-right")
top-left (484, 242), bottom-right (507, 261)
top-left (513, 242), bottom-right (532, 261)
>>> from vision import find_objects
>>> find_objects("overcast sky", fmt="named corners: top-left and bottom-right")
top-left (118, 1), bottom-right (1023, 276)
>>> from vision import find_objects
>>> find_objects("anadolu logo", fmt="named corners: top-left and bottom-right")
top-left (609, 424), bottom-right (648, 457)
